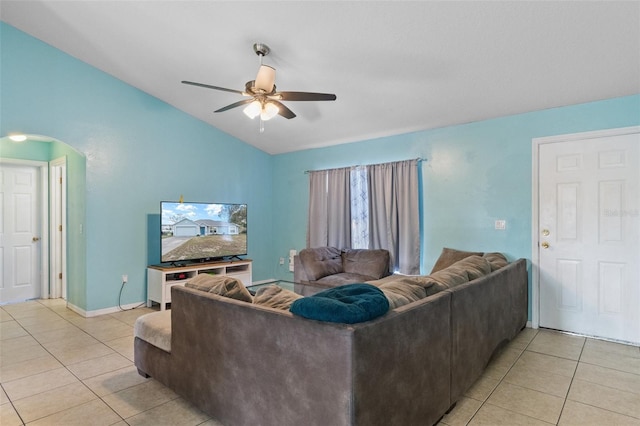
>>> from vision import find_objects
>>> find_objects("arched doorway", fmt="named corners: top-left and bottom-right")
top-left (0, 134), bottom-right (86, 304)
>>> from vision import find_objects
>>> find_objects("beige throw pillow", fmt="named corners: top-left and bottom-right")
top-left (253, 285), bottom-right (302, 310)
top-left (483, 252), bottom-right (509, 271)
top-left (428, 265), bottom-right (470, 290)
top-left (186, 274), bottom-right (253, 303)
top-left (379, 281), bottom-right (427, 309)
top-left (453, 255), bottom-right (492, 280)
top-left (185, 273), bottom-right (226, 292)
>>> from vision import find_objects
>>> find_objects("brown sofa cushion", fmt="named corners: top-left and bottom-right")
top-left (316, 273), bottom-right (378, 287)
top-left (299, 247), bottom-right (343, 281)
top-left (253, 285), bottom-right (302, 310)
top-left (342, 249), bottom-right (390, 279)
top-left (185, 273), bottom-right (226, 292)
top-left (483, 252), bottom-right (509, 271)
top-left (430, 247), bottom-right (484, 273)
top-left (185, 274), bottom-right (253, 303)
top-left (379, 280), bottom-right (427, 309)
top-left (428, 264), bottom-right (470, 291)
top-left (453, 255), bottom-right (492, 280)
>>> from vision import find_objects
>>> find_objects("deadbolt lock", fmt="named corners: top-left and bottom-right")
top-left (542, 229), bottom-right (550, 236)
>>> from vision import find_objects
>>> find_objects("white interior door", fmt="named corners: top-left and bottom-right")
top-left (0, 163), bottom-right (43, 303)
top-left (537, 129), bottom-right (639, 344)
top-left (50, 157), bottom-right (67, 299)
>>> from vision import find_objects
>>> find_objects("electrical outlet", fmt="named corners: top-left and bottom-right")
top-left (122, 274), bottom-right (128, 283)
top-left (279, 257), bottom-right (285, 265)
top-left (495, 220), bottom-right (506, 230)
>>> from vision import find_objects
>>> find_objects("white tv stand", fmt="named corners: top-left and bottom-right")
top-left (147, 259), bottom-right (252, 310)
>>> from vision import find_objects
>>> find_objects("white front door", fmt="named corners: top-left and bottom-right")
top-left (537, 129), bottom-right (640, 344)
top-left (0, 163), bottom-right (42, 303)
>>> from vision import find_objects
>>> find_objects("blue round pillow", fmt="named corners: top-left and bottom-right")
top-left (290, 283), bottom-right (389, 324)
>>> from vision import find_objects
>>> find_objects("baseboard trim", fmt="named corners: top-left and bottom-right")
top-left (67, 301), bottom-right (147, 317)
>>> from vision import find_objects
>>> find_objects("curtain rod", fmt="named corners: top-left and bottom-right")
top-left (304, 157), bottom-right (426, 174)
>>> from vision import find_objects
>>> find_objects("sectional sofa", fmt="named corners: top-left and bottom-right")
top-left (134, 252), bottom-right (528, 425)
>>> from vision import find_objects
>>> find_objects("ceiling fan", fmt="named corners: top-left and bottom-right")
top-left (182, 43), bottom-right (337, 126)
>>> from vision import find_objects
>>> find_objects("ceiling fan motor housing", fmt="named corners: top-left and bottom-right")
top-left (253, 43), bottom-right (270, 57)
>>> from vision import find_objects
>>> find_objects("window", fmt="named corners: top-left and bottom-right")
top-left (308, 159), bottom-right (421, 274)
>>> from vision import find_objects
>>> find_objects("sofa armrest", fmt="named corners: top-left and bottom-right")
top-left (293, 255), bottom-right (310, 283)
top-left (447, 258), bottom-right (528, 402)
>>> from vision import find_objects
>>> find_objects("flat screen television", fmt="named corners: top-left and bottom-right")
top-left (161, 201), bottom-right (247, 264)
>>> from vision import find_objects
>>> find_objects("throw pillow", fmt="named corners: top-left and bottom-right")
top-left (453, 255), bottom-right (492, 280)
top-left (387, 275), bottom-right (436, 291)
top-left (186, 274), bottom-right (253, 303)
top-left (483, 252), bottom-right (509, 271)
top-left (253, 285), bottom-right (302, 310)
top-left (430, 247), bottom-right (484, 273)
top-left (185, 273), bottom-right (229, 292)
top-left (290, 283), bottom-right (389, 324)
top-left (379, 280), bottom-right (427, 309)
top-left (428, 265), bottom-right (470, 290)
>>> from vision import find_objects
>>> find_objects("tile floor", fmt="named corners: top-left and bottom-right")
top-left (1, 299), bottom-right (639, 425)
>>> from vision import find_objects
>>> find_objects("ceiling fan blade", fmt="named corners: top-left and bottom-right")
top-left (271, 100), bottom-right (296, 119)
top-left (182, 80), bottom-right (245, 95)
top-left (277, 91), bottom-right (337, 101)
top-left (214, 98), bottom-right (256, 113)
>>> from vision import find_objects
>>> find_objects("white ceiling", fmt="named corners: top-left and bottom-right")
top-left (2, 1), bottom-right (639, 155)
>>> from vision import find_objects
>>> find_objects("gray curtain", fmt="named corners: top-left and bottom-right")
top-left (308, 159), bottom-right (420, 274)
top-left (368, 159), bottom-right (420, 274)
top-left (307, 168), bottom-right (351, 248)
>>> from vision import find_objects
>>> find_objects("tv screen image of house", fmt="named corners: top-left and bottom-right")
top-left (161, 201), bottom-right (247, 263)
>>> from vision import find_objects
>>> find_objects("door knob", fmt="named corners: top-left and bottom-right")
top-left (541, 241), bottom-right (550, 249)
top-left (32, 237), bottom-right (40, 242)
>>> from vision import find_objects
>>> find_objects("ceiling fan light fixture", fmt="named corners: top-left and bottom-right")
top-left (243, 100), bottom-right (262, 119)
top-left (260, 101), bottom-right (279, 121)
top-left (255, 65), bottom-right (275, 93)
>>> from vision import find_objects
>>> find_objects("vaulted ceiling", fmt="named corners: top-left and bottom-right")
top-left (2, 1), bottom-right (639, 154)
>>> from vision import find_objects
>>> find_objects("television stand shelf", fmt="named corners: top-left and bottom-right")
top-left (147, 259), bottom-right (252, 310)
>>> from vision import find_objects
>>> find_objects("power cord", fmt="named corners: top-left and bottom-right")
top-left (118, 279), bottom-right (146, 311)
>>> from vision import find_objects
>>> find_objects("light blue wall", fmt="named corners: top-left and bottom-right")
top-left (271, 95), bottom-right (640, 319)
top-left (3, 22), bottom-right (639, 318)
top-left (1, 23), bottom-right (274, 311)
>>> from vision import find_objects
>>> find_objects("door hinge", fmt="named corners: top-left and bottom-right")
top-left (59, 176), bottom-right (62, 184)
top-left (59, 224), bottom-right (62, 232)
top-left (58, 272), bottom-right (63, 280)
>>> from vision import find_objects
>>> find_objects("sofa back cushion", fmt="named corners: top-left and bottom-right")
top-left (299, 247), bottom-right (344, 281)
top-left (342, 249), bottom-right (390, 279)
